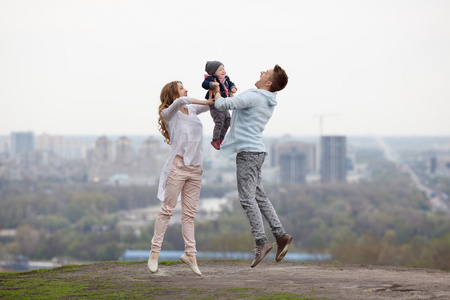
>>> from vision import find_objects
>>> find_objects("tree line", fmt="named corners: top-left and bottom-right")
top-left (0, 157), bottom-right (449, 270)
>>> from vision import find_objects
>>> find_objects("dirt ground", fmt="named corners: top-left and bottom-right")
top-left (67, 260), bottom-right (450, 299)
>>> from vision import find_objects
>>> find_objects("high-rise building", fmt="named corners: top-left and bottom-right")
top-left (272, 142), bottom-right (316, 184)
top-left (36, 134), bottom-right (86, 160)
top-left (320, 136), bottom-right (346, 184)
top-left (430, 157), bottom-right (437, 174)
top-left (138, 136), bottom-right (163, 175)
top-left (280, 152), bottom-right (307, 183)
top-left (93, 136), bottom-right (114, 163)
top-left (88, 136), bottom-right (114, 182)
top-left (139, 136), bottom-right (160, 161)
top-left (116, 136), bottom-right (134, 164)
top-left (429, 156), bottom-right (450, 176)
top-left (114, 136), bottom-right (135, 176)
top-left (10, 132), bottom-right (34, 158)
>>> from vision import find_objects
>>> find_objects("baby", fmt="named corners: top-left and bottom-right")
top-left (202, 60), bottom-right (237, 150)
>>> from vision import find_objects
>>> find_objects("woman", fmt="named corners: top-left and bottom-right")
top-left (148, 81), bottom-right (212, 276)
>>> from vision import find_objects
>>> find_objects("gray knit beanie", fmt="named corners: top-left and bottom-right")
top-left (205, 60), bottom-right (223, 75)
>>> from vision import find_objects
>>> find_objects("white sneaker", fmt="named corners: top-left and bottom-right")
top-left (147, 251), bottom-right (158, 273)
top-left (180, 253), bottom-right (202, 276)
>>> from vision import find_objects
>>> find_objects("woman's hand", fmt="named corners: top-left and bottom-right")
top-left (205, 98), bottom-right (214, 105)
top-left (191, 98), bottom-right (214, 105)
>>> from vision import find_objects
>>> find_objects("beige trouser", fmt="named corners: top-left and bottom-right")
top-left (151, 155), bottom-right (202, 256)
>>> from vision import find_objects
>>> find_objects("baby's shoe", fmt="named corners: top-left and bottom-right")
top-left (211, 140), bottom-right (220, 150)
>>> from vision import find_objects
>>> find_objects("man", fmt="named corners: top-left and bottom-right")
top-left (213, 65), bottom-right (292, 268)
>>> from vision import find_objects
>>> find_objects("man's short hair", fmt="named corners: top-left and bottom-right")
top-left (270, 64), bottom-right (288, 92)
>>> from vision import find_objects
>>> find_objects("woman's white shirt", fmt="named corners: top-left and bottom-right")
top-left (157, 97), bottom-right (209, 201)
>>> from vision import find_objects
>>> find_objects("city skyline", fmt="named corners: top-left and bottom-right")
top-left (1, 0), bottom-right (450, 137)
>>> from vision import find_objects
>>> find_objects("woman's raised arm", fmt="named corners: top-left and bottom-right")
top-left (191, 98), bottom-right (213, 106)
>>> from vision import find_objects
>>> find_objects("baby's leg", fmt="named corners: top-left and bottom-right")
top-left (210, 108), bottom-right (225, 141)
top-left (220, 111), bottom-right (231, 140)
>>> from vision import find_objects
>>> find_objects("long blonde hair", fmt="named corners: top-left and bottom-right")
top-left (158, 81), bottom-right (181, 145)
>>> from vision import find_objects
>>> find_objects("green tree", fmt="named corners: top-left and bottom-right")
top-left (15, 225), bottom-right (40, 257)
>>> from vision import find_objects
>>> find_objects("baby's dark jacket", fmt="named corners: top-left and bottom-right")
top-left (202, 74), bottom-right (236, 100)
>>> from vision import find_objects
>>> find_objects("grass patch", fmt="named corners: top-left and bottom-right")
top-left (116, 260), bottom-right (144, 265)
top-left (0, 262), bottom-right (184, 300)
top-left (332, 261), bottom-right (344, 267)
top-left (228, 287), bottom-right (253, 291)
top-left (298, 261), bottom-right (316, 265)
top-left (159, 260), bottom-right (182, 266)
top-left (0, 260), bottom-right (319, 300)
top-left (0, 275), bottom-right (90, 299)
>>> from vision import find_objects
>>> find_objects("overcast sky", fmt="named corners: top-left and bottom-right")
top-left (1, 0), bottom-right (449, 137)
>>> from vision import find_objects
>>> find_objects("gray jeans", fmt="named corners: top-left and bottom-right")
top-left (236, 152), bottom-right (286, 246)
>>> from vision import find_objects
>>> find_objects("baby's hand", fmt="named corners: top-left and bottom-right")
top-left (212, 82), bottom-right (220, 87)
top-left (231, 87), bottom-right (237, 93)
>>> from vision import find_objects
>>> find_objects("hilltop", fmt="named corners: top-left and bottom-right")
top-left (1, 260), bottom-right (449, 299)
